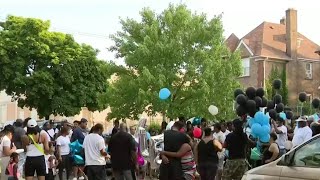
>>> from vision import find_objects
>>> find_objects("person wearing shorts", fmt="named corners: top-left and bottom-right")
top-left (22, 119), bottom-right (49, 180)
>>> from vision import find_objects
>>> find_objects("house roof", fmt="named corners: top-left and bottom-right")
top-left (227, 22), bottom-right (320, 60)
top-left (225, 33), bottom-right (239, 52)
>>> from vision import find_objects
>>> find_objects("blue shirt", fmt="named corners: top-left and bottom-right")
top-left (71, 127), bottom-right (86, 144)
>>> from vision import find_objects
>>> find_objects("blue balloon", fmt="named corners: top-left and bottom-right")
top-left (261, 115), bottom-right (270, 126)
top-left (69, 140), bottom-right (83, 154)
top-left (248, 118), bottom-right (255, 128)
top-left (314, 113), bottom-right (319, 122)
top-left (74, 155), bottom-right (84, 165)
top-left (279, 112), bottom-right (287, 120)
top-left (159, 88), bottom-right (171, 100)
top-left (260, 134), bottom-right (270, 143)
top-left (251, 123), bottom-right (262, 137)
top-left (254, 111), bottom-right (265, 125)
top-left (192, 117), bottom-right (201, 126)
top-left (261, 124), bottom-right (271, 135)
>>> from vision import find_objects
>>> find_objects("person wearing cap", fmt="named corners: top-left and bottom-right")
top-left (292, 117), bottom-right (312, 147)
top-left (271, 114), bottom-right (288, 156)
top-left (21, 119), bottom-right (49, 180)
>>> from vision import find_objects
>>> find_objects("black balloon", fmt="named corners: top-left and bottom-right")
top-left (256, 88), bottom-right (265, 98)
top-left (273, 94), bottom-right (282, 104)
top-left (312, 98), bottom-right (320, 109)
top-left (236, 94), bottom-right (247, 106)
top-left (246, 100), bottom-right (257, 117)
top-left (261, 97), bottom-right (268, 107)
top-left (234, 89), bottom-right (244, 99)
top-left (236, 105), bottom-right (247, 117)
top-left (269, 109), bottom-right (277, 120)
top-left (273, 79), bottom-right (282, 90)
top-left (267, 100), bottom-right (275, 111)
top-left (276, 103), bottom-right (284, 113)
top-left (245, 87), bottom-right (256, 100)
top-left (299, 92), bottom-right (307, 102)
top-left (255, 96), bottom-right (262, 108)
top-left (286, 111), bottom-right (294, 120)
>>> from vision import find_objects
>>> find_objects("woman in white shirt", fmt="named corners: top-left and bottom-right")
top-left (56, 126), bottom-right (71, 180)
top-left (22, 119), bottom-right (49, 180)
top-left (0, 125), bottom-right (17, 179)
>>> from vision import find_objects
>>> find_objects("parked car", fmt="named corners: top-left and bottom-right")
top-left (242, 134), bottom-right (320, 180)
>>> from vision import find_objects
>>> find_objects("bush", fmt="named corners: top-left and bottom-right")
top-left (148, 123), bottom-right (161, 136)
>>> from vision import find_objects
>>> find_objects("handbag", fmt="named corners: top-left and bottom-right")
top-left (137, 142), bottom-right (145, 166)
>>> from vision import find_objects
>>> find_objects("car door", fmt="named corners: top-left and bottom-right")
top-left (280, 136), bottom-right (320, 180)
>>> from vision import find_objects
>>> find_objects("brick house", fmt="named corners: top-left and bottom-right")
top-left (226, 9), bottom-right (320, 107)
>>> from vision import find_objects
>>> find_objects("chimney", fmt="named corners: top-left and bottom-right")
top-left (280, 17), bottom-right (286, 25)
top-left (286, 9), bottom-right (298, 59)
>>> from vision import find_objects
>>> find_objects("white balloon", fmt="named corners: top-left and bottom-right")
top-left (208, 105), bottom-right (219, 115)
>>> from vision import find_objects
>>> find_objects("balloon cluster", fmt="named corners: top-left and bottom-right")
top-left (249, 111), bottom-right (271, 142)
top-left (69, 140), bottom-right (84, 165)
top-left (234, 87), bottom-right (267, 118)
top-left (300, 92), bottom-right (320, 121)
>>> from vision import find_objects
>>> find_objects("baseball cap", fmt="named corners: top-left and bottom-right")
top-left (296, 116), bottom-right (307, 122)
top-left (27, 119), bottom-right (37, 128)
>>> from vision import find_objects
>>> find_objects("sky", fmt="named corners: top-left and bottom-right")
top-left (1, 0), bottom-right (319, 64)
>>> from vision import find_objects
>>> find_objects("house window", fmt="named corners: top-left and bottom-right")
top-left (306, 63), bottom-right (312, 79)
top-left (241, 58), bottom-right (250, 77)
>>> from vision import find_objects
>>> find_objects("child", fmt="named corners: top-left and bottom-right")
top-left (45, 143), bottom-right (58, 180)
top-left (6, 152), bottom-right (20, 180)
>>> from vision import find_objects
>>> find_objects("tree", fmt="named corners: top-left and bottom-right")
top-left (106, 4), bottom-right (241, 121)
top-left (0, 16), bottom-right (109, 118)
top-left (265, 66), bottom-right (289, 105)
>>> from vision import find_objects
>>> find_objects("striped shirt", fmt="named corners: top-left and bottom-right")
top-left (181, 150), bottom-right (196, 180)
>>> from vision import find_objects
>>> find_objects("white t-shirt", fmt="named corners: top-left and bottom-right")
top-left (0, 135), bottom-right (11, 157)
top-left (83, 133), bottom-right (106, 166)
top-left (292, 126), bottom-right (312, 147)
top-left (276, 125), bottom-right (288, 149)
top-left (213, 131), bottom-right (226, 144)
top-left (56, 136), bottom-right (70, 156)
top-left (223, 130), bottom-right (231, 137)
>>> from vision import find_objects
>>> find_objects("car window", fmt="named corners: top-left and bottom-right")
top-left (293, 137), bottom-right (320, 167)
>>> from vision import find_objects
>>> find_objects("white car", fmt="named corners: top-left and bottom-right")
top-left (242, 134), bottom-right (320, 180)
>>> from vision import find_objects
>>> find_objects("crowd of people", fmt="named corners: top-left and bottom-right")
top-left (0, 113), bottom-right (319, 180)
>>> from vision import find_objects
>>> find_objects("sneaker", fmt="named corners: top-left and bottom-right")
top-left (72, 178), bottom-right (77, 180)
top-left (79, 176), bottom-right (85, 180)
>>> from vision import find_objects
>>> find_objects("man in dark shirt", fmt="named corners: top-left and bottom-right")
top-left (160, 121), bottom-right (189, 180)
top-left (111, 120), bottom-right (120, 136)
top-left (109, 123), bottom-right (137, 180)
top-left (71, 118), bottom-right (88, 144)
top-left (222, 119), bottom-right (248, 180)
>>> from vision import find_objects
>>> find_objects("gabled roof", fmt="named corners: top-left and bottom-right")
top-left (227, 22), bottom-right (320, 60)
top-left (225, 33), bottom-right (239, 52)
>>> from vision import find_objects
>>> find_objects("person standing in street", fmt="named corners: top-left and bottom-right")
top-left (56, 126), bottom-right (71, 180)
top-left (272, 115), bottom-right (288, 156)
top-left (292, 117), bottom-right (312, 147)
top-left (109, 123), bottom-right (137, 180)
top-left (70, 118), bottom-right (88, 180)
top-left (13, 119), bottom-right (26, 149)
top-left (83, 123), bottom-right (108, 180)
top-left (222, 119), bottom-right (248, 180)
